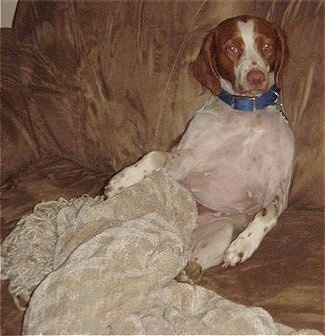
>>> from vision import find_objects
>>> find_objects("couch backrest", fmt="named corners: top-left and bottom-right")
top-left (3, 0), bottom-right (324, 207)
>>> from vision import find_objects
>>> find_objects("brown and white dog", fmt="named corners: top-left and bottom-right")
top-left (105, 16), bottom-right (294, 270)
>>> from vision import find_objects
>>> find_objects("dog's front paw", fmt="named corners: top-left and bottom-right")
top-left (104, 167), bottom-right (139, 197)
top-left (222, 235), bottom-right (258, 267)
top-left (104, 172), bottom-right (129, 198)
top-left (104, 152), bottom-right (167, 198)
top-left (104, 161), bottom-right (152, 198)
top-left (104, 173), bottom-right (127, 198)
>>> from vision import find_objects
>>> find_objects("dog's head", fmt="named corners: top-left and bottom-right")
top-left (193, 16), bottom-right (289, 96)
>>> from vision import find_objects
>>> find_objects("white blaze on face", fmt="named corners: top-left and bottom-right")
top-left (235, 20), bottom-right (270, 92)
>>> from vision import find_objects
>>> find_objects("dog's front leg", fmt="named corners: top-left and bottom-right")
top-left (104, 151), bottom-right (183, 197)
top-left (222, 193), bottom-right (284, 267)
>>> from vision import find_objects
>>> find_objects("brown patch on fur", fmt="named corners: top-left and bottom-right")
top-left (273, 195), bottom-right (280, 202)
top-left (237, 252), bottom-right (244, 259)
top-left (175, 261), bottom-right (202, 284)
top-left (261, 207), bottom-right (267, 216)
top-left (264, 226), bottom-right (269, 232)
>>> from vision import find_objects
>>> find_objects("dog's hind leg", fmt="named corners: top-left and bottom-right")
top-left (176, 212), bottom-right (234, 284)
top-left (190, 213), bottom-right (234, 270)
top-left (176, 211), bottom-right (255, 283)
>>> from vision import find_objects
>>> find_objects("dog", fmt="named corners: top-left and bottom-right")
top-left (104, 15), bottom-right (294, 271)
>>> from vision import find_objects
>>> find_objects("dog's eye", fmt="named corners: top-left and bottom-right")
top-left (229, 45), bottom-right (239, 53)
top-left (262, 43), bottom-right (272, 52)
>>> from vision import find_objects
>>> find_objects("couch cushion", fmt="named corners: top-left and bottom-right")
top-left (199, 207), bottom-right (324, 332)
top-left (1, 157), bottom-right (107, 241)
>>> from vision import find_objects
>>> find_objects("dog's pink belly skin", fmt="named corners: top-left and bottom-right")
top-left (183, 169), bottom-right (265, 215)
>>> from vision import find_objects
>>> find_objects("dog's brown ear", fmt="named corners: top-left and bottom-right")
top-left (273, 24), bottom-right (289, 88)
top-left (192, 30), bottom-right (221, 95)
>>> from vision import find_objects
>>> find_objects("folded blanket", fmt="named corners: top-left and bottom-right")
top-left (1, 172), bottom-right (322, 334)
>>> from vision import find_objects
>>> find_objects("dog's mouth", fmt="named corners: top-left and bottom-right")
top-left (235, 80), bottom-right (270, 96)
top-left (238, 87), bottom-right (269, 96)
top-left (233, 87), bottom-right (269, 97)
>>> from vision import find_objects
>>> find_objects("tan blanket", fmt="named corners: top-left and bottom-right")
top-left (1, 172), bottom-right (322, 335)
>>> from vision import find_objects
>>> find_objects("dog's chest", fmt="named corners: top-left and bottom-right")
top-left (180, 103), bottom-right (292, 166)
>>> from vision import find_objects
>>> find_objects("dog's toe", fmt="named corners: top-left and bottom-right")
top-left (175, 261), bottom-right (202, 284)
top-left (104, 176), bottom-right (126, 198)
top-left (222, 237), bottom-right (257, 267)
top-left (104, 183), bottom-right (117, 198)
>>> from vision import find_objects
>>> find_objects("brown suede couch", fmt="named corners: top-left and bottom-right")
top-left (1, 1), bottom-right (324, 334)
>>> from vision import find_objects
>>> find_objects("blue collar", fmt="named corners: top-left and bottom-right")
top-left (218, 85), bottom-right (280, 111)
